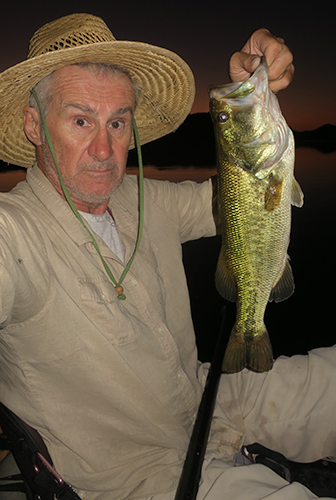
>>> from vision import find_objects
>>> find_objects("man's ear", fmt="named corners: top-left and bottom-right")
top-left (23, 106), bottom-right (43, 146)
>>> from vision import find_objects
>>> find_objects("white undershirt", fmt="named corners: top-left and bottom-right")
top-left (79, 210), bottom-right (125, 263)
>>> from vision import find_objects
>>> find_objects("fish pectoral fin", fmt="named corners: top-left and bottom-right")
top-left (265, 173), bottom-right (283, 212)
top-left (269, 258), bottom-right (295, 303)
top-left (291, 177), bottom-right (304, 208)
top-left (215, 248), bottom-right (237, 302)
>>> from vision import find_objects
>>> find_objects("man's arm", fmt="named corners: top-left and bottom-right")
top-left (0, 261), bottom-right (15, 328)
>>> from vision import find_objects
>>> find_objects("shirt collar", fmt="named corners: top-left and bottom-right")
top-left (26, 164), bottom-right (93, 246)
top-left (25, 164), bottom-right (139, 254)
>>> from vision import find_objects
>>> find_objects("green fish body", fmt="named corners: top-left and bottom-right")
top-left (209, 59), bottom-right (303, 373)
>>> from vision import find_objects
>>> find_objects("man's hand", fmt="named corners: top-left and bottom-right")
top-left (229, 28), bottom-right (294, 92)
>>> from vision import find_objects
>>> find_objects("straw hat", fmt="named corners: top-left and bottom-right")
top-left (0, 13), bottom-right (195, 168)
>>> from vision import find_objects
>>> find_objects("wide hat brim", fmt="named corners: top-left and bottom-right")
top-left (0, 40), bottom-right (195, 168)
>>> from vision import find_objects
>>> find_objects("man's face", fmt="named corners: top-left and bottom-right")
top-left (35, 65), bottom-right (136, 213)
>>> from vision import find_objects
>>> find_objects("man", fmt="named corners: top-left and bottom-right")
top-left (0, 12), bottom-right (334, 500)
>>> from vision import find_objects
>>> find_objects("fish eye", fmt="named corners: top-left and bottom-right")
top-left (217, 112), bottom-right (229, 123)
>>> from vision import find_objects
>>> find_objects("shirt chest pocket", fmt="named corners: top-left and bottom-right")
top-left (77, 275), bottom-right (138, 345)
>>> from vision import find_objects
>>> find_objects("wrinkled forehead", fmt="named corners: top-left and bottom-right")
top-left (34, 64), bottom-right (135, 108)
top-left (48, 64), bottom-right (137, 106)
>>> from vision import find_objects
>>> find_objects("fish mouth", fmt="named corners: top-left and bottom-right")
top-left (209, 58), bottom-right (283, 128)
top-left (208, 80), bottom-right (246, 99)
top-left (209, 58), bottom-right (290, 175)
top-left (208, 57), bottom-right (268, 102)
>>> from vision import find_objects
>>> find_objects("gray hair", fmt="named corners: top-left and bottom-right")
top-left (29, 62), bottom-right (139, 118)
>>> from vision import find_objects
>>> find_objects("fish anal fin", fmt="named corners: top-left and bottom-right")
top-left (269, 258), bottom-right (295, 303)
top-left (265, 173), bottom-right (283, 212)
top-left (215, 248), bottom-right (237, 302)
top-left (291, 177), bottom-right (304, 208)
top-left (222, 329), bottom-right (273, 373)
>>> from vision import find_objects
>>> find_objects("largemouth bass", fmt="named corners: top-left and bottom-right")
top-left (209, 58), bottom-right (303, 373)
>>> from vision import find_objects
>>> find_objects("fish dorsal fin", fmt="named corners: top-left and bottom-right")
top-left (215, 247), bottom-right (237, 302)
top-left (269, 258), bottom-right (295, 303)
top-left (291, 177), bottom-right (304, 207)
top-left (224, 81), bottom-right (255, 99)
top-left (265, 173), bottom-right (283, 212)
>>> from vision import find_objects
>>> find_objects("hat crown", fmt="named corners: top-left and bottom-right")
top-left (27, 13), bottom-right (116, 59)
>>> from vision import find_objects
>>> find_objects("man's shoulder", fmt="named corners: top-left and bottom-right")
top-left (119, 172), bottom-right (192, 197)
top-left (121, 173), bottom-right (169, 189)
top-left (116, 173), bottom-right (169, 202)
top-left (0, 181), bottom-right (29, 209)
top-left (0, 180), bottom-right (42, 231)
top-left (117, 173), bottom-right (210, 211)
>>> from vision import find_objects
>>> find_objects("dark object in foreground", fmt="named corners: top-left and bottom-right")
top-left (0, 402), bottom-right (81, 499)
top-left (246, 442), bottom-right (336, 498)
top-left (174, 306), bottom-right (228, 500)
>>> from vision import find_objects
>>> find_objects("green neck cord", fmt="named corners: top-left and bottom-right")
top-left (30, 88), bottom-right (144, 301)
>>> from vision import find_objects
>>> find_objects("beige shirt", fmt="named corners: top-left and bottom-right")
top-left (2, 166), bottom-right (336, 500)
top-left (0, 165), bottom-right (232, 499)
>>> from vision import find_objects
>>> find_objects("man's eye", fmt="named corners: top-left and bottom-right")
top-left (75, 118), bottom-right (88, 127)
top-left (110, 120), bottom-right (123, 130)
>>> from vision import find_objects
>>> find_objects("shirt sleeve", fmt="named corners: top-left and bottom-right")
top-left (141, 177), bottom-right (217, 243)
top-left (0, 261), bottom-right (15, 327)
top-left (0, 206), bottom-right (51, 326)
top-left (174, 178), bottom-right (217, 243)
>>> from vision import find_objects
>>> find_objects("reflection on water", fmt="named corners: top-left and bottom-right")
top-left (0, 151), bottom-right (335, 360)
top-left (294, 149), bottom-right (336, 192)
top-left (127, 165), bottom-right (217, 183)
top-left (0, 149), bottom-right (334, 191)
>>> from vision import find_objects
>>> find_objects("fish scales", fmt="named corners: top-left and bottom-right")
top-left (209, 58), bottom-right (303, 373)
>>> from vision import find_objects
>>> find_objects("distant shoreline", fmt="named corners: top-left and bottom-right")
top-left (1, 117), bottom-right (335, 172)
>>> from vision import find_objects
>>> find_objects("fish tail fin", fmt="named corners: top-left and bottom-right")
top-left (222, 328), bottom-right (273, 373)
top-left (247, 331), bottom-right (273, 373)
top-left (222, 332), bottom-right (247, 374)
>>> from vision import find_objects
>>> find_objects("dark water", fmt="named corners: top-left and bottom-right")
top-left (182, 149), bottom-right (336, 362)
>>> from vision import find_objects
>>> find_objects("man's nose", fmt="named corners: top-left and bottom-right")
top-left (88, 127), bottom-right (113, 161)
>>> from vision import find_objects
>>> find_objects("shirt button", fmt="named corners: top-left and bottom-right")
top-left (177, 373), bottom-right (182, 379)
top-left (101, 294), bottom-right (107, 300)
top-left (132, 279), bottom-right (138, 286)
top-left (157, 327), bottom-right (163, 333)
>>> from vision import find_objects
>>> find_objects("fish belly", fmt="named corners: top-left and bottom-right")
top-left (216, 158), bottom-right (292, 373)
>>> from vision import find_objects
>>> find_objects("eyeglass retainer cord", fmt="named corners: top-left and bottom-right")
top-left (30, 88), bottom-right (144, 301)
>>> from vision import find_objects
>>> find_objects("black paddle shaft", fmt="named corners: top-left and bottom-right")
top-left (174, 306), bottom-right (228, 500)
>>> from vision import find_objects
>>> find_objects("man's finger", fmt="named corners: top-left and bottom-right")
top-left (229, 53), bottom-right (261, 82)
top-left (269, 63), bottom-right (295, 93)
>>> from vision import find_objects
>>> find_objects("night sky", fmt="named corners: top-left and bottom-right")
top-left (1, 0), bottom-right (335, 131)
